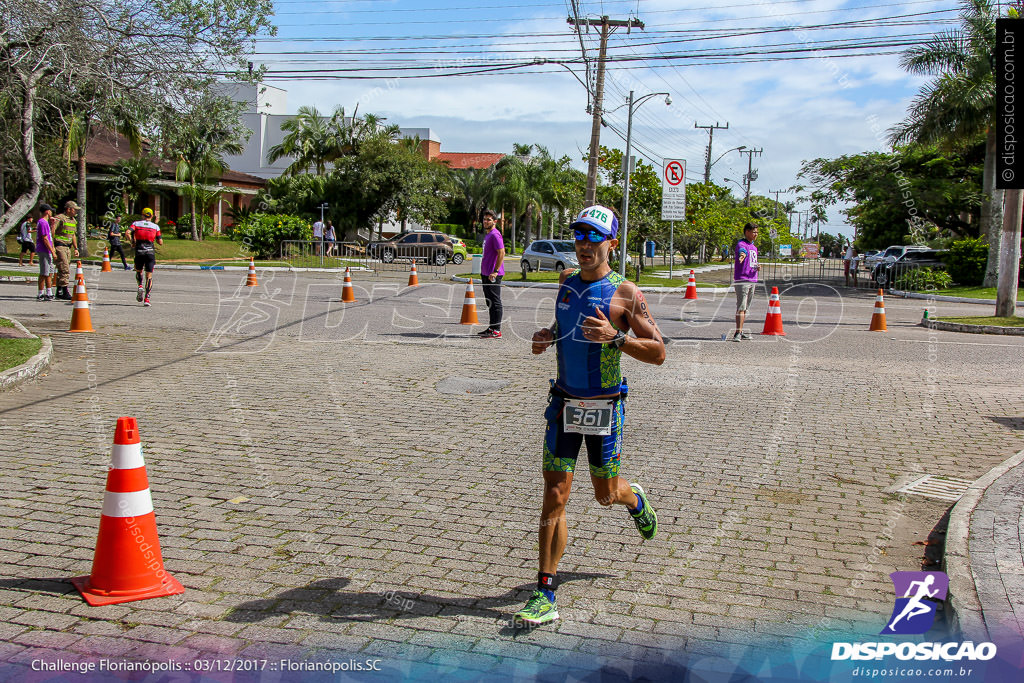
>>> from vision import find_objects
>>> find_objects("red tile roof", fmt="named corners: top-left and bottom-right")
top-left (435, 152), bottom-right (504, 170)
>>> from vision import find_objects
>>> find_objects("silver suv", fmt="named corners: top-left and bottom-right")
top-left (866, 245), bottom-right (930, 270)
top-left (520, 240), bottom-right (579, 272)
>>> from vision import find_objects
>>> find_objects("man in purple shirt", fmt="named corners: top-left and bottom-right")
top-left (732, 222), bottom-right (759, 341)
top-left (478, 210), bottom-right (505, 338)
top-left (35, 204), bottom-right (57, 301)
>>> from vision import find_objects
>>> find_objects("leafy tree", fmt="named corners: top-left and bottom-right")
top-left (115, 156), bottom-right (162, 216)
top-left (797, 145), bottom-right (984, 249)
top-left (889, 0), bottom-right (1001, 286)
top-left (450, 167), bottom-right (495, 234)
top-left (0, 0), bottom-right (274, 241)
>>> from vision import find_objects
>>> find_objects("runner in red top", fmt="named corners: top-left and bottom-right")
top-left (128, 207), bottom-right (163, 307)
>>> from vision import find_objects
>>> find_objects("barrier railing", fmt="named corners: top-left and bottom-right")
top-left (278, 240), bottom-right (449, 275)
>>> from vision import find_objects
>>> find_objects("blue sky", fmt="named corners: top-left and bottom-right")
top-left (256, 0), bottom-right (964, 237)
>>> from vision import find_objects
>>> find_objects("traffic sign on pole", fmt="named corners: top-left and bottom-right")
top-left (661, 159), bottom-right (686, 221)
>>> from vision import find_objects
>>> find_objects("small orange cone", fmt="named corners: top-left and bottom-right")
top-left (245, 258), bottom-right (258, 287)
top-left (684, 270), bottom-right (698, 300)
top-left (69, 274), bottom-right (94, 333)
top-left (460, 279), bottom-right (479, 325)
top-left (71, 417), bottom-right (185, 606)
top-left (869, 288), bottom-right (888, 331)
top-left (760, 286), bottom-right (786, 336)
top-left (101, 249), bottom-right (112, 272)
top-left (75, 260), bottom-right (85, 280)
top-left (408, 262), bottom-right (419, 287)
top-left (341, 267), bottom-right (356, 303)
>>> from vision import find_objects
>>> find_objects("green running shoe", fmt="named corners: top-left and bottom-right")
top-left (629, 483), bottom-right (658, 540)
top-left (513, 590), bottom-right (559, 626)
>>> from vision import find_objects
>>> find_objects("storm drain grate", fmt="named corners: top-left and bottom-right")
top-left (896, 475), bottom-right (974, 502)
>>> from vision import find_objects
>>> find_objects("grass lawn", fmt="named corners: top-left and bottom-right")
top-left (156, 235), bottom-right (249, 262)
top-left (928, 286), bottom-right (1024, 301)
top-left (934, 316), bottom-right (1024, 327)
top-left (456, 271), bottom-right (728, 288)
top-left (0, 270), bottom-right (34, 277)
top-left (0, 319), bottom-right (42, 373)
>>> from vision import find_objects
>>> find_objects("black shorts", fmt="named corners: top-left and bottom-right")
top-left (20, 241), bottom-right (35, 254)
top-left (134, 253), bottom-right (156, 273)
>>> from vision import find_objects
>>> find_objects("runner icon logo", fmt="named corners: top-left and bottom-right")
top-left (881, 571), bottom-right (948, 635)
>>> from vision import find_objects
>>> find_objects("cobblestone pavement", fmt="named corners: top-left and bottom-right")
top-left (1, 270), bottom-right (1023, 677)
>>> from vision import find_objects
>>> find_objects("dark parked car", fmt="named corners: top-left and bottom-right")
top-left (872, 249), bottom-right (947, 287)
top-left (367, 231), bottom-right (453, 266)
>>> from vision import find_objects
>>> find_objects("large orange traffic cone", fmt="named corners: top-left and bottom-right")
top-left (408, 262), bottom-right (419, 287)
top-left (760, 286), bottom-right (786, 336)
top-left (245, 257), bottom-right (258, 287)
top-left (684, 270), bottom-right (698, 300)
top-left (460, 279), bottom-right (479, 325)
top-left (341, 267), bottom-right (356, 303)
top-left (71, 417), bottom-right (185, 606)
top-left (69, 274), bottom-right (94, 333)
top-left (869, 289), bottom-right (888, 331)
top-left (101, 249), bottom-right (112, 272)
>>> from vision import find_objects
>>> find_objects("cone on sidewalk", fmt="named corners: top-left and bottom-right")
top-left (460, 279), bottom-right (479, 325)
top-left (341, 267), bottom-right (356, 303)
top-left (244, 257), bottom-right (258, 287)
top-left (760, 286), bottom-right (786, 336)
top-left (71, 417), bottom-right (185, 606)
top-left (407, 262), bottom-right (419, 287)
top-left (101, 249), bottom-right (112, 273)
top-left (68, 274), bottom-right (94, 333)
top-left (684, 270), bottom-right (698, 300)
top-left (869, 288), bottom-right (888, 331)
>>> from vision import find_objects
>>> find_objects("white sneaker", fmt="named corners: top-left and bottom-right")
top-left (136, 286), bottom-right (144, 302)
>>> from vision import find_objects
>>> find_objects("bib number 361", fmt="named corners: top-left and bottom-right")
top-left (563, 399), bottom-right (613, 435)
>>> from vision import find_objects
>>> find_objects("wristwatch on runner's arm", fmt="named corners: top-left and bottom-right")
top-left (608, 330), bottom-right (627, 349)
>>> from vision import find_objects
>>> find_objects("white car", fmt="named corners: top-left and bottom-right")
top-left (520, 240), bottom-right (579, 272)
top-left (865, 245), bottom-right (929, 270)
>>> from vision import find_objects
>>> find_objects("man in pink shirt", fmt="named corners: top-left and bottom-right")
top-left (478, 210), bottom-right (505, 339)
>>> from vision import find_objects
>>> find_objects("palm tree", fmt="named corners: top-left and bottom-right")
top-left (267, 105), bottom-right (337, 176)
top-left (889, 0), bottom-right (1000, 286)
top-left (117, 156), bottom-right (161, 215)
top-left (450, 167), bottom-right (495, 234)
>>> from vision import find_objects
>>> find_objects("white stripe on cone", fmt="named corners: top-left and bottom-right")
top-left (102, 488), bottom-right (155, 518)
top-left (110, 443), bottom-right (145, 470)
top-left (875, 308), bottom-right (885, 314)
top-left (73, 301), bottom-right (90, 309)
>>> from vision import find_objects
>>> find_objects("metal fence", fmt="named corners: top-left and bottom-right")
top-left (278, 240), bottom-right (449, 275)
top-left (759, 258), bottom-right (950, 292)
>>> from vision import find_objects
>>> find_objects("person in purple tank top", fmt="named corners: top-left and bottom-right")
top-left (732, 223), bottom-right (759, 341)
top-left (477, 210), bottom-right (505, 338)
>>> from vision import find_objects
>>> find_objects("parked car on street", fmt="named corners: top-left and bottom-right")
top-left (865, 244), bottom-right (930, 271)
top-left (871, 249), bottom-right (947, 287)
top-left (367, 231), bottom-right (453, 266)
top-left (520, 240), bottom-right (579, 272)
top-left (445, 236), bottom-right (468, 265)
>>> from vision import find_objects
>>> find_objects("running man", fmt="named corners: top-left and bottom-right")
top-left (128, 208), bottom-right (163, 306)
top-left (888, 574), bottom-right (940, 632)
top-left (107, 215), bottom-right (130, 270)
top-left (515, 205), bottom-right (666, 626)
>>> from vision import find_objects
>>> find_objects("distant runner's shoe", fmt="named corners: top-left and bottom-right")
top-left (731, 331), bottom-right (742, 342)
top-left (143, 297), bottom-right (151, 307)
top-left (136, 286), bottom-right (144, 302)
top-left (480, 329), bottom-right (502, 339)
top-left (629, 484), bottom-right (658, 540)
top-left (740, 331), bottom-right (752, 340)
top-left (513, 590), bottom-right (559, 626)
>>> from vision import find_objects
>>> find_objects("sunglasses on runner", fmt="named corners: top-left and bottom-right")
top-left (573, 229), bottom-right (609, 243)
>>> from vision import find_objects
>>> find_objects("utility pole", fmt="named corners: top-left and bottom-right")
top-left (568, 15), bottom-right (644, 205)
top-left (696, 122), bottom-right (729, 184)
top-left (739, 148), bottom-right (763, 206)
top-left (768, 189), bottom-right (786, 219)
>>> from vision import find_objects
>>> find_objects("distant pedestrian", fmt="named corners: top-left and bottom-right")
top-left (324, 220), bottom-right (336, 257)
top-left (312, 218), bottom-right (324, 256)
top-left (477, 210), bottom-right (505, 339)
top-left (50, 200), bottom-right (80, 300)
top-left (731, 222), bottom-right (759, 342)
top-left (17, 217), bottom-right (35, 266)
top-left (35, 204), bottom-right (56, 301)
top-left (107, 215), bottom-right (130, 270)
top-left (844, 244), bottom-right (858, 288)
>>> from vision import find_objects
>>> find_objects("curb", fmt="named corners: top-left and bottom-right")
top-left (893, 289), bottom-right (1015, 305)
top-left (449, 276), bottom-right (733, 293)
top-left (920, 316), bottom-right (1024, 336)
top-left (944, 448), bottom-right (1024, 642)
top-left (0, 317), bottom-right (52, 392)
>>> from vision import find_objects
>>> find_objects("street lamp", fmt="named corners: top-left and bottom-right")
top-left (618, 90), bottom-right (671, 276)
top-left (708, 145), bottom-right (746, 176)
top-left (723, 177), bottom-right (746, 195)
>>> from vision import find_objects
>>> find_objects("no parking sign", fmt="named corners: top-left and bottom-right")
top-left (661, 159), bottom-right (686, 220)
